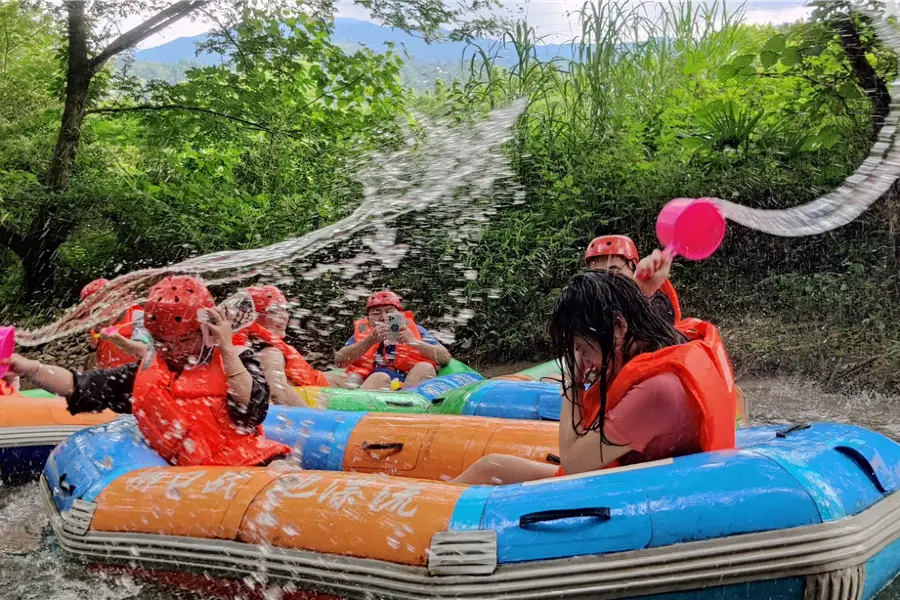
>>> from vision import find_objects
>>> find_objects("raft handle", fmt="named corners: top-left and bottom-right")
top-left (385, 400), bottom-right (415, 407)
top-left (519, 507), bottom-right (610, 528)
top-left (58, 473), bottom-right (75, 496)
top-left (546, 453), bottom-right (561, 465)
top-left (362, 442), bottom-right (404, 453)
top-left (430, 398), bottom-right (445, 405)
top-left (776, 423), bottom-right (811, 438)
top-left (834, 443), bottom-right (898, 494)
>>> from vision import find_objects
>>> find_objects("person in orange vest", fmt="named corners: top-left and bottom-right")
top-left (335, 290), bottom-right (451, 390)
top-left (585, 235), bottom-right (748, 426)
top-left (584, 235), bottom-right (682, 323)
top-left (80, 278), bottom-right (151, 368)
top-left (233, 285), bottom-right (347, 405)
top-left (2, 276), bottom-right (290, 467)
top-left (455, 270), bottom-right (736, 485)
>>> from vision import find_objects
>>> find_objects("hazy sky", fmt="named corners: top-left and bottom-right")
top-left (128, 0), bottom-right (812, 49)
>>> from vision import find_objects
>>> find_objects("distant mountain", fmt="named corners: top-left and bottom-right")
top-left (133, 34), bottom-right (220, 66)
top-left (133, 17), bottom-right (575, 70)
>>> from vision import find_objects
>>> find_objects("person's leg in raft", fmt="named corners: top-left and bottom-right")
top-left (403, 362), bottom-right (437, 388)
top-left (344, 372), bottom-right (363, 389)
top-left (324, 372), bottom-right (350, 389)
top-left (361, 372), bottom-right (392, 390)
top-left (454, 454), bottom-right (558, 485)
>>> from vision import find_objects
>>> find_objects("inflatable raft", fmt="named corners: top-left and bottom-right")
top-left (42, 406), bottom-right (900, 600)
top-left (295, 360), bottom-right (560, 416)
top-left (0, 389), bottom-right (116, 479)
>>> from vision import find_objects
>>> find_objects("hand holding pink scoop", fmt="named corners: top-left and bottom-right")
top-left (656, 197), bottom-right (726, 261)
top-left (92, 326), bottom-right (118, 340)
top-left (0, 326), bottom-right (15, 378)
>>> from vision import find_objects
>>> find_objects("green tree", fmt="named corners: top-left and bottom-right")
top-left (89, 11), bottom-right (408, 265)
top-left (0, 0), bottom-right (498, 299)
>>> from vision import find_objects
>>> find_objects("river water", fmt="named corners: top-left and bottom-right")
top-left (1, 374), bottom-right (899, 600)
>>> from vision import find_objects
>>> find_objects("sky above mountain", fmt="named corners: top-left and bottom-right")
top-left (125, 0), bottom-right (811, 50)
top-left (132, 17), bottom-right (579, 66)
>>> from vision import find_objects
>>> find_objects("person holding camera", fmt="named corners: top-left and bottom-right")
top-left (334, 290), bottom-right (451, 390)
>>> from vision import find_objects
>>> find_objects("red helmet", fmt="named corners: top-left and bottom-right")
top-left (247, 285), bottom-right (287, 313)
top-left (144, 276), bottom-right (215, 340)
top-left (366, 290), bottom-right (403, 311)
top-left (584, 235), bottom-right (640, 265)
top-left (80, 278), bottom-right (110, 301)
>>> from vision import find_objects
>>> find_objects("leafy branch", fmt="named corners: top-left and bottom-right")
top-left (86, 104), bottom-right (284, 135)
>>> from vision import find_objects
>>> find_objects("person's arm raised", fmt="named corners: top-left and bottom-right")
top-left (100, 331), bottom-right (148, 360)
top-left (201, 307), bottom-right (253, 407)
top-left (634, 248), bottom-right (674, 297)
top-left (334, 324), bottom-right (387, 367)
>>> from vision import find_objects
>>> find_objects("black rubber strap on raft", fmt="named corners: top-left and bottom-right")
top-left (362, 442), bottom-right (404, 451)
top-left (58, 474), bottom-right (75, 495)
top-left (385, 400), bottom-right (414, 407)
top-left (519, 507), bottom-right (611, 528)
top-left (546, 453), bottom-right (561, 465)
top-left (776, 423), bottom-right (811, 438)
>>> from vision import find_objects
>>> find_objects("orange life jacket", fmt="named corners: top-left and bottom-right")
top-left (346, 312), bottom-right (437, 379)
top-left (659, 280), bottom-right (682, 322)
top-left (558, 319), bottom-right (736, 475)
top-left (0, 378), bottom-right (14, 396)
top-left (93, 305), bottom-right (144, 369)
top-left (232, 322), bottom-right (329, 387)
top-left (132, 349), bottom-right (290, 467)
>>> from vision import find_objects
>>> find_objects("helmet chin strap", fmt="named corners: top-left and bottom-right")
top-left (182, 345), bottom-right (213, 370)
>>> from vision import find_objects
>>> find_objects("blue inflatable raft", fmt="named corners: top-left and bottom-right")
top-left (39, 405), bottom-right (900, 600)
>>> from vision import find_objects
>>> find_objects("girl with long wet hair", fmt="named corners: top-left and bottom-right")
top-left (550, 270), bottom-right (688, 468)
top-left (455, 270), bottom-right (736, 485)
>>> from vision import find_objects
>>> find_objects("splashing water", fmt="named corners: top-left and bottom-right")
top-left (15, 100), bottom-right (526, 347)
top-left (716, 6), bottom-right (900, 236)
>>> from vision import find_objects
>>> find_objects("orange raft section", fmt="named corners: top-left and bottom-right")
top-left (81, 413), bottom-right (559, 566)
top-left (341, 412), bottom-right (558, 480)
top-left (92, 468), bottom-right (466, 566)
top-left (0, 393), bottom-right (116, 429)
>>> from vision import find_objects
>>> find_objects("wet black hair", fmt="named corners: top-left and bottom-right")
top-left (548, 270), bottom-right (687, 444)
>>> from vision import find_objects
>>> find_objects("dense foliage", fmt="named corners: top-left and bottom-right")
top-left (409, 1), bottom-right (900, 388)
top-left (0, 0), bottom-right (898, 388)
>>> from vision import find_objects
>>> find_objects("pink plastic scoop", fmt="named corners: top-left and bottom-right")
top-left (656, 197), bottom-right (726, 260)
top-left (0, 326), bottom-right (15, 378)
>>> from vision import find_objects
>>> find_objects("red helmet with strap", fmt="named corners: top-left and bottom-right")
top-left (247, 285), bottom-right (287, 314)
top-left (584, 235), bottom-right (640, 265)
top-left (366, 290), bottom-right (403, 311)
top-left (144, 276), bottom-right (215, 340)
top-left (80, 278), bottom-right (110, 301)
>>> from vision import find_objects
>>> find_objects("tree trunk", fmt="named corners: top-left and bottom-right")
top-left (0, 205), bottom-right (70, 298)
top-left (20, 238), bottom-right (66, 298)
top-left (12, 1), bottom-right (204, 297)
top-left (22, 1), bottom-right (92, 297)
top-left (836, 18), bottom-right (891, 129)
top-left (44, 0), bottom-right (93, 193)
